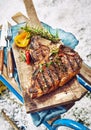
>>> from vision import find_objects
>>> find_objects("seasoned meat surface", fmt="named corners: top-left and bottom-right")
top-left (29, 36), bottom-right (82, 99)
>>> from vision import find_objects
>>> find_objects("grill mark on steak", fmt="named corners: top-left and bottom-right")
top-left (72, 57), bottom-right (80, 71)
top-left (66, 55), bottom-right (74, 72)
top-left (42, 67), bottom-right (53, 88)
top-left (52, 62), bottom-right (61, 81)
top-left (46, 67), bottom-right (55, 87)
top-left (49, 64), bottom-right (60, 84)
top-left (67, 55), bottom-right (78, 72)
top-left (49, 68), bottom-right (58, 90)
top-left (39, 72), bottom-right (49, 92)
top-left (42, 71), bottom-right (50, 89)
top-left (36, 77), bottom-right (44, 92)
top-left (53, 56), bottom-right (68, 80)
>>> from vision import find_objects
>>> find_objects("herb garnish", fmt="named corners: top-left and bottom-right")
top-left (45, 61), bottom-right (53, 67)
top-left (50, 48), bottom-right (59, 56)
top-left (19, 50), bottom-right (26, 62)
top-left (21, 25), bottom-right (60, 43)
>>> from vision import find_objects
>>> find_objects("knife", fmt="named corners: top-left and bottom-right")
top-left (0, 22), bottom-right (8, 74)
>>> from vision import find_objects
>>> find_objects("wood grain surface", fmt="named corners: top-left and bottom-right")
top-left (80, 62), bottom-right (91, 85)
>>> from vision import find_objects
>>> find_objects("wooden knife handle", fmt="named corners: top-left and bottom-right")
top-left (7, 48), bottom-right (13, 78)
top-left (0, 48), bottom-right (4, 74)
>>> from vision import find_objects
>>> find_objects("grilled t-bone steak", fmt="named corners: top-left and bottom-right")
top-left (29, 36), bottom-right (82, 99)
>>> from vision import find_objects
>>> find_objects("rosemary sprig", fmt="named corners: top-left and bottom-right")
top-left (21, 25), bottom-right (60, 43)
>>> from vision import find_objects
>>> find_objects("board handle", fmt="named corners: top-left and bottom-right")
top-left (23, 0), bottom-right (42, 28)
top-left (79, 62), bottom-right (91, 85)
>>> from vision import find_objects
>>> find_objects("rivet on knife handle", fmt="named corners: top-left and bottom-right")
top-left (7, 48), bottom-right (13, 78)
top-left (0, 48), bottom-right (4, 74)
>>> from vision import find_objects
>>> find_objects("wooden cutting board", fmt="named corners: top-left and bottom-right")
top-left (12, 42), bottom-right (87, 113)
top-left (11, 0), bottom-right (91, 113)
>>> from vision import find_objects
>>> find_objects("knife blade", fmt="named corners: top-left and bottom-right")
top-left (0, 21), bottom-right (8, 74)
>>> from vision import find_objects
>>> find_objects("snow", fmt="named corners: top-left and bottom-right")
top-left (0, 0), bottom-right (91, 130)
